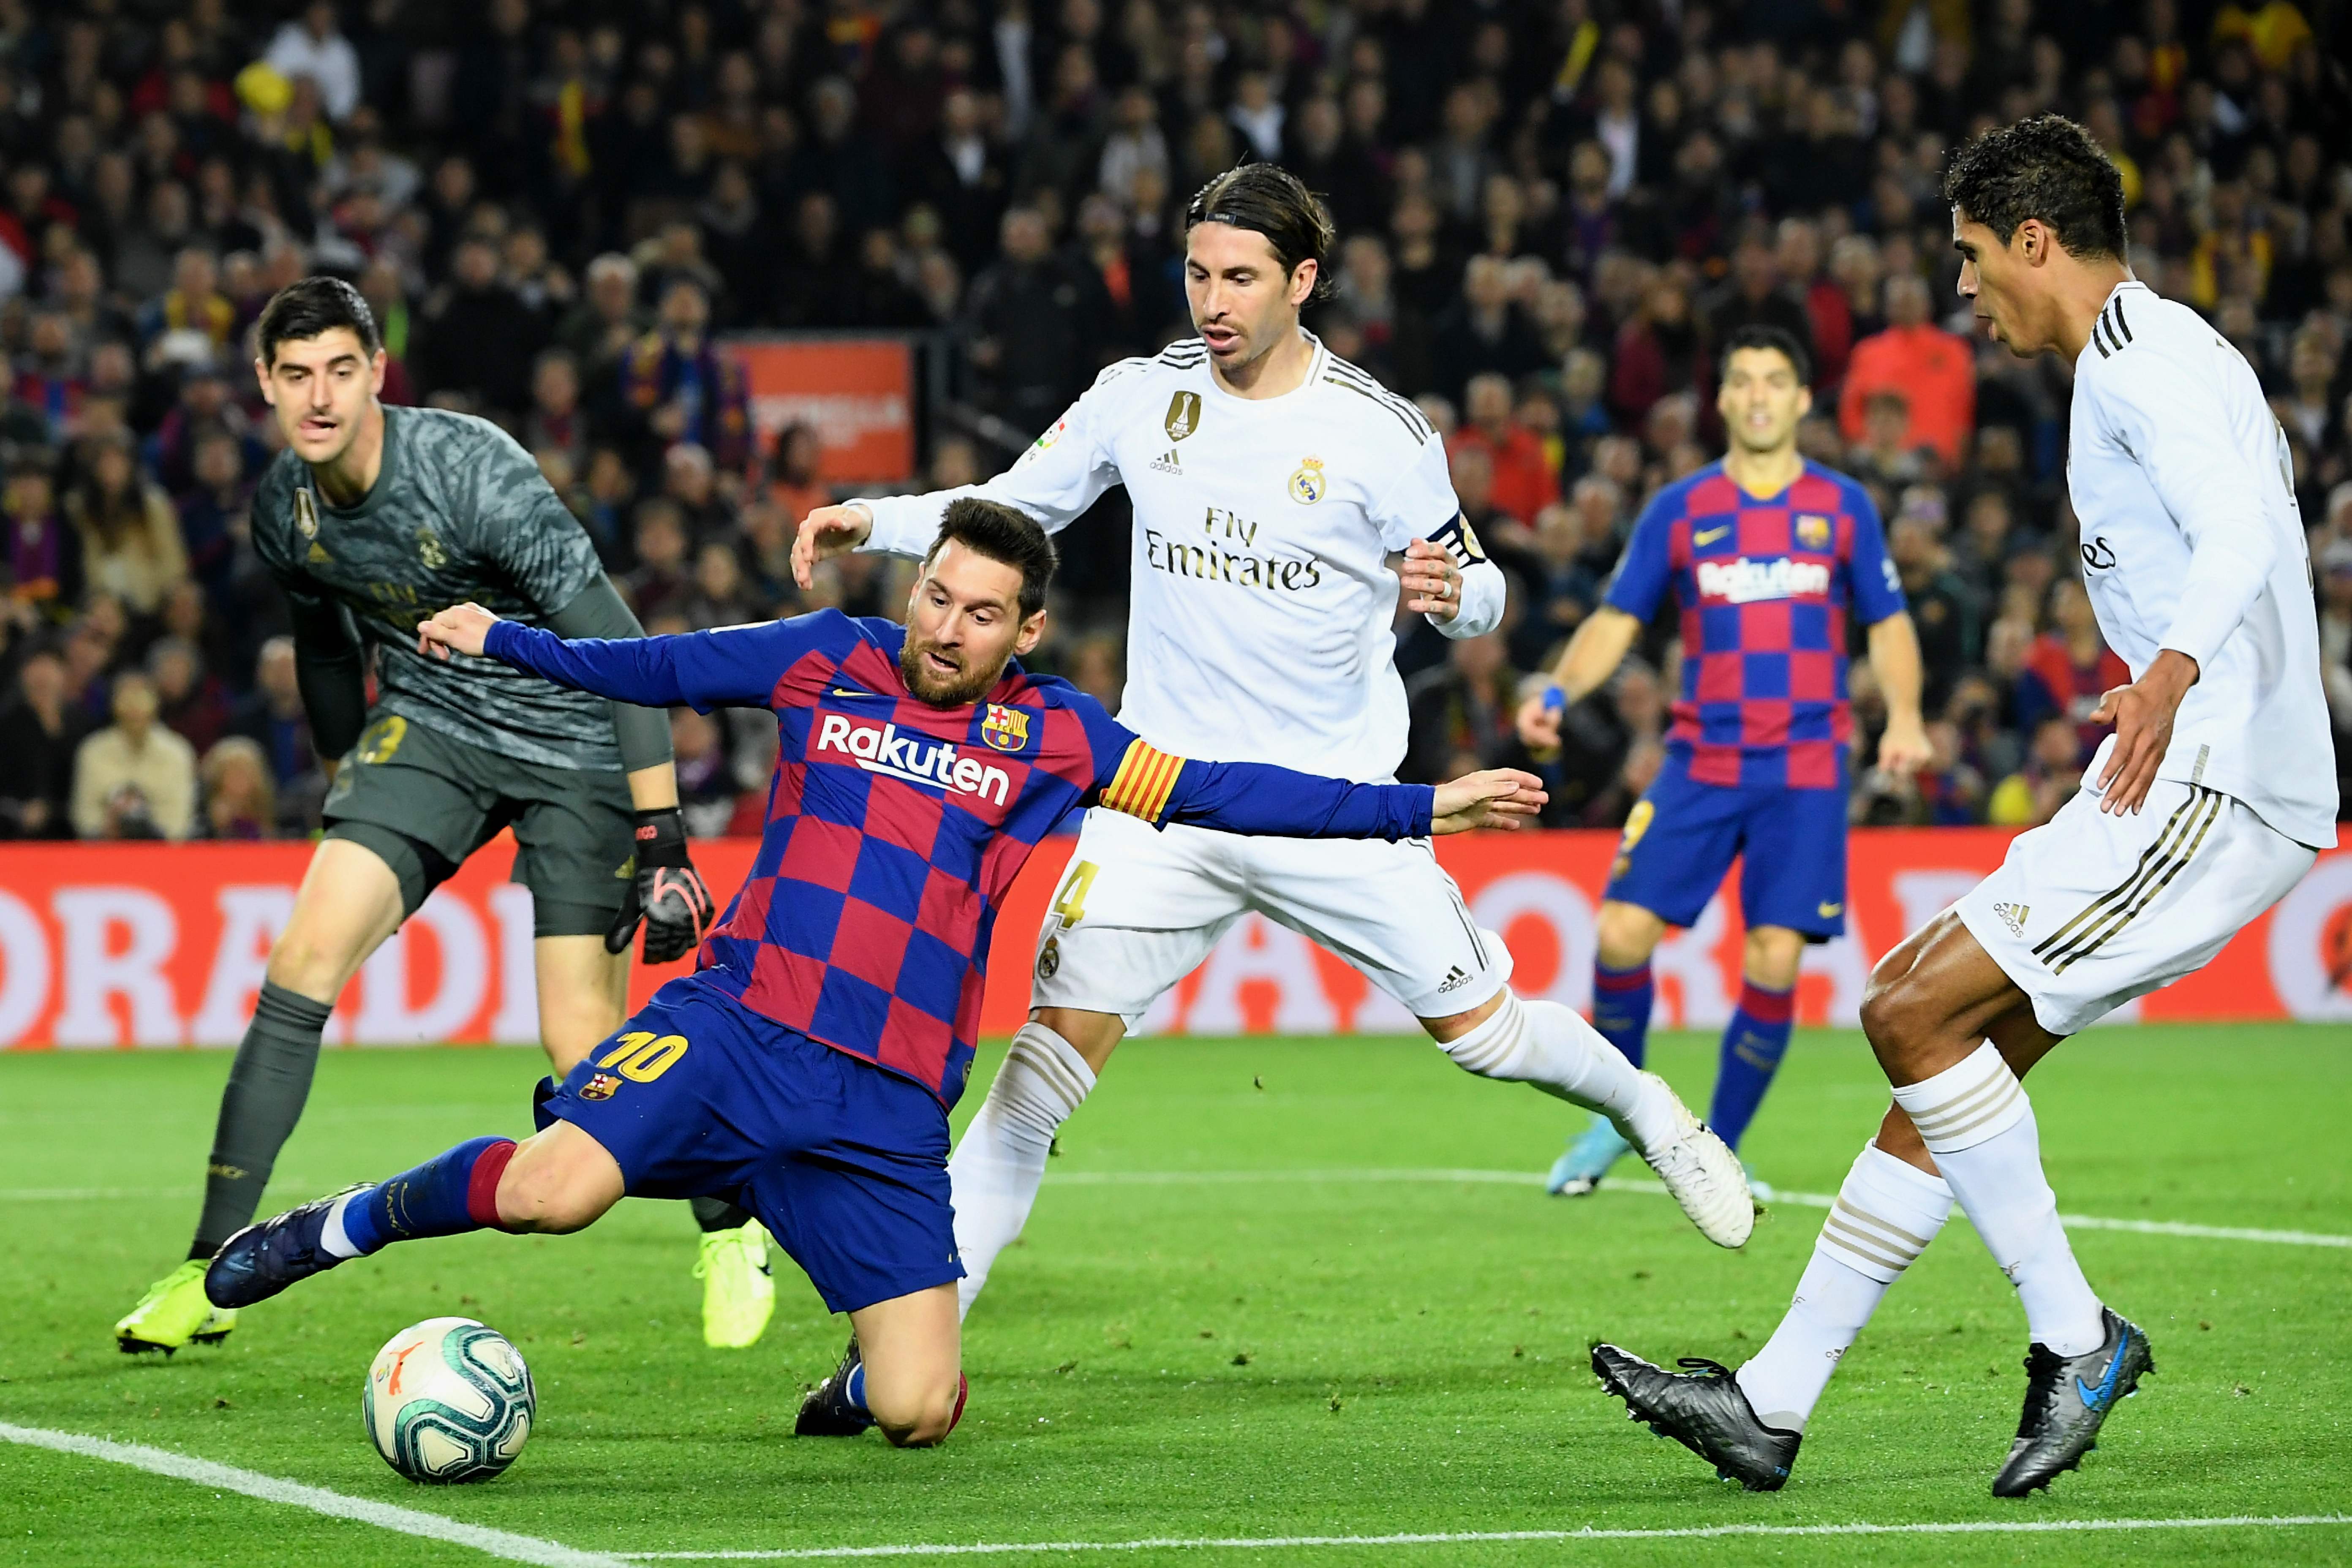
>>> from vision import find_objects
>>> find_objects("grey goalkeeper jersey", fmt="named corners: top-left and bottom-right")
top-left (250, 405), bottom-right (620, 770)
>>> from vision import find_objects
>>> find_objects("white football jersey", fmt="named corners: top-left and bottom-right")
top-left (2067, 280), bottom-right (2338, 847)
top-left (855, 333), bottom-right (1501, 781)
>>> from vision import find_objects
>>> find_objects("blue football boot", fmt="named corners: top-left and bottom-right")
top-left (204, 1187), bottom-right (363, 1309)
top-left (1547, 1112), bottom-right (1632, 1196)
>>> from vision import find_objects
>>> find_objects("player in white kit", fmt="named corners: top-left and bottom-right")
top-left (1592, 116), bottom-right (2336, 1498)
top-left (792, 166), bottom-right (1756, 1339)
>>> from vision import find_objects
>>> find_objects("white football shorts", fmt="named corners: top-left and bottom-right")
top-left (1029, 806), bottom-right (1514, 1027)
top-left (1957, 772), bottom-right (2315, 1037)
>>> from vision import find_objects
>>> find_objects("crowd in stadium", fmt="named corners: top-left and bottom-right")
top-left (0, 0), bottom-right (2345, 843)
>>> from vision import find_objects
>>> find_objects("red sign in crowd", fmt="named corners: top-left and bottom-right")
top-left (0, 832), bottom-right (2346, 1048)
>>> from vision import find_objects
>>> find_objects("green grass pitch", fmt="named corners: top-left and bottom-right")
top-left (2, 1025), bottom-right (2348, 1566)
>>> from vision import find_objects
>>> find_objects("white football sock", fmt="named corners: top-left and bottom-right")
top-left (1735, 1141), bottom-right (1954, 1432)
top-left (1888, 1042), bottom-right (2104, 1356)
top-left (320, 1190), bottom-right (365, 1260)
top-left (946, 1022), bottom-right (1095, 1320)
top-left (1440, 992), bottom-right (1677, 1151)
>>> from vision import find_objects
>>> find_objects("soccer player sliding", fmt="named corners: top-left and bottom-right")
top-left (794, 165), bottom-right (1757, 1396)
top-left (1592, 116), bottom-right (2335, 1497)
top-left (206, 501), bottom-right (1554, 1446)
top-left (1515, 324), bottom-right (1931, 1198)
top-left (110, 278), bottom-right (773, 1361)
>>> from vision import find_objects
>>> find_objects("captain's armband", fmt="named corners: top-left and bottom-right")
top-left (1425, 513), bottom-right (1489, 569)
top-left (1099, 739), bottom-right (1187, 825)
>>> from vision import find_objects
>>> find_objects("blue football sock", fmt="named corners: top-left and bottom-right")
top-left (845, 1360), bottom-right (869, 1415)
top-left (1590, 960), bottom-right (1654, 1070)
top-left (1707, 981), bottom-right (1796, 1151)
top-left (340, 1136), bottom-right (518, 1256)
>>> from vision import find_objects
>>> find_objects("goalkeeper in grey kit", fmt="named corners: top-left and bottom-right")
top-left (113, 277), bottom-right (774, 1355)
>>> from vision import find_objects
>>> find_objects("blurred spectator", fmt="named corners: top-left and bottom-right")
top-left (415, 237), bottom-right (541, 419)
top-left (150, 634), bottom-right (233, 756)
top-left (620, 278), bottom-right (751, 472)
top-left (199, 735), bottom-right (277, 840)
top-left (1451, 373), bottom-right (1558, 525)
top-left (264, 2), bottom-right (362, 123)
top-left (1888, 511), bottom-right (1981, 712)
top-left (229, 636), bottom-right (317, 795)
top-left (0, 648), bottom-right (82, 838)
top-left (2014, 580), bottom-right (2131, 765)
top-left (4, 467), bottom-right (79, 617)
top-left (1402, 630), bottom-right (1529, 784)
top-left (767, 424), bottom-right (830, 527)
top-left (1988, 714), bottom-right (2087, 827)
top-left (963, 207), bottom-right (1091, 432)
top-left (671, 706), bottom-right (738, 838)
top-left (625, 500), bottom-right (694, 622)
top-left (72, 669), bottom-right (198, 840)
top-left (67, 437), bottom-right (187, 616)
top-left (1839, 274), bottom-right (1976, 467)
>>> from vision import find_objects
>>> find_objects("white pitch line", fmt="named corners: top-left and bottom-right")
top-left (0, 1421), bottom-right (629, 1568)
top-left (622, 1514), bottom-right (2352, 1560)
top-left (1041, 1168), bottom-right (2352, 1248)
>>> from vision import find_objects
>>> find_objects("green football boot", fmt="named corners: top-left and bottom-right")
top-left (695, 1220), bottom-right (776, 1349)
top-left (115, 1260), bottom-right (238, 1355)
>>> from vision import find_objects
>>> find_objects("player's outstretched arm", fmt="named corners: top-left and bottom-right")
top-left (1093, 733), bottom-right (1546, 840)
top-left (1515, 606), bottom-right (1642, 751)
top-left (420, 603), bottom-right (825, 711)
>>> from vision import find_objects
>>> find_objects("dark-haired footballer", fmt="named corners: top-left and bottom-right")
top-left (1590, 114), bottom-right (2333, 1498)
top-left (207, 500), bottom-right (1553, 1446)
top-left (111, 278), bottom-right (774, 1359)
top-left (1516, 326), bottom-right (1930, 1195)
top-left (793, 164), bottom-right (1759, 1363)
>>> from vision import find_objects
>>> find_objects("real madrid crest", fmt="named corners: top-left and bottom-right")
top-left (1037, 936), bottom-right (1061, 980)
top-left (293, 488), bottom-right (319, 539)
top-left (1164, 389), bottom-right (1203, 442)
top-left (417, 528), bottom-right (448, 569)
top-left (1289, 455), bottom-right (1326, 505)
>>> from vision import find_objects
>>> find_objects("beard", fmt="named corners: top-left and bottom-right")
top-left (899, 633), bottom-right (1002, 707)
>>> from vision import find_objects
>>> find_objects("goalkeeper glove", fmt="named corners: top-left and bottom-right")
top-left (607, 807), bottom-right (716, 964)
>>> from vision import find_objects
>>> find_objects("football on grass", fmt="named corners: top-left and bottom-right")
top-left (363, 1317), bottom-right (535, 1483)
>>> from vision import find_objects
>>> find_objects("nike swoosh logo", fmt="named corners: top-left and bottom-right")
top-left (830, 686), bottom-right (887, 700)
top-left (1818, 901), bottom-right (1843, 917)
top-left (1695, 525), bottom-right (1731, 545)
top-left (2077, 1340), bottom-right (2128, 1412)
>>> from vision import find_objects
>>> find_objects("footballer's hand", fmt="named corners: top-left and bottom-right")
top-left (1515, 689), bottom-right (1565, 751)
top-left (792, 503), bottom-right (875, 589)
top-left (2090, 649), bottom-right (2197, 816)
top-left (1400, 538), bottom-right (1464, 621)
top-left (417, 602), bottom-right (501, 659)
top-left (607, 807), bottom-right (718, 963)
top-left (1430, 768), bottom-right (1549, 834)
top-left (1876, 713), bottom-right (1932, 776)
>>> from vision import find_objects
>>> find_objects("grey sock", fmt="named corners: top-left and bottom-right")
top-left (188, 983), bottom-right (332, 1259)
top-left (690, 1195), bottom-right (753, 1233)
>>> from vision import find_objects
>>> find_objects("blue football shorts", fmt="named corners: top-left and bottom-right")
top-left (1601, 746), bottom-right (1851, 939)
top-left (544, 975), bottom-right (963, 1314)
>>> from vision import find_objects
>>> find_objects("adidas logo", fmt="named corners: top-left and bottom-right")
top-left (1149, 448), bottom-right (1182, 474)
top-left (1993, 901), bottom-right (2030, 937)
top-left (1436, 964), bottom-right (1473, 994)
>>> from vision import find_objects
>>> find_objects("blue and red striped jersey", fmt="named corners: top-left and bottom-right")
top-left (1604, 460), bottom-right (1904, 790)
top-left (484, 610), bottom-right (1434, 1106)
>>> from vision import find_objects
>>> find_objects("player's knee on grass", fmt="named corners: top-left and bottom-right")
top-left (867, 1369), bottom-right (965, 1447)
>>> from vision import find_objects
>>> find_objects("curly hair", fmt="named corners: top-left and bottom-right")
top-left (1941, 114), bottom-right (2127, 262)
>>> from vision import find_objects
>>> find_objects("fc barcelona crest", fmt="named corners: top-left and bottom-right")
top-left (1796, 513), bottom-right (1832, 550)
top-left (981, 703), bottom-right (1030, 753)
top-left (579, 1072), bottom-right (622, 1101)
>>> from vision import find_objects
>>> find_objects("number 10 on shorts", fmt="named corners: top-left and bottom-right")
top-left (595, 1031), bottom-right (689, 1083)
